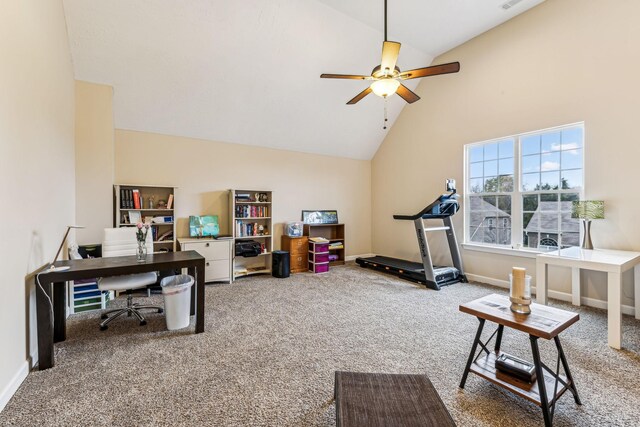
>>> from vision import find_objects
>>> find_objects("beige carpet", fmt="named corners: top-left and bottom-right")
top-left (2, 263), bottom-right (639, 426)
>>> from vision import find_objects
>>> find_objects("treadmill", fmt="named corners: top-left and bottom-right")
top-left (356, 179), bottom-right (466, 290)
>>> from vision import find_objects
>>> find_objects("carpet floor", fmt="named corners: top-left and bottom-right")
top-left (2, 264), bottom-right (639, 426)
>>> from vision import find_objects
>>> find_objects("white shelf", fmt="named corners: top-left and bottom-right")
top-left (234, 268), bottom-right (271, 277)
top-left (120, 208), bottom-right (174, 212)
top-left (235, 217), bottom-right (271, 220)
top-left (235, 201), bottom-right (271, 205)
top-left (235, 235), bottom-right (271, 240)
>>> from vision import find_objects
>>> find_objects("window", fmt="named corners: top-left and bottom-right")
top-left (465, 123), bottom-right (584, 251)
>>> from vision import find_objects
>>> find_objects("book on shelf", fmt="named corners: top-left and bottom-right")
top-left (235, 193), bottom-right (252, 202)
top-left (309, 237), bottom-right (329, 243)
top-left (132, 189), bottom-right (141, 209)
top-left (152, 216), bottom-right (173, 223)
top-left (166, 194), bottom-right (174, 210)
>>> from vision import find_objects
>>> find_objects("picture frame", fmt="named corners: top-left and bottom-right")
top-left (301, 210), bottom-right (339, 224)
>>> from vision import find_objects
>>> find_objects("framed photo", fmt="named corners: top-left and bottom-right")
top-left (301, 210), bottom-right (339, 224)
top-left (129, 211), bottom-right (142, 224)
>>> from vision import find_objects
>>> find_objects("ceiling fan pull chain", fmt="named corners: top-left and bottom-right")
top-left (383, 98), bottom-right (388, 130)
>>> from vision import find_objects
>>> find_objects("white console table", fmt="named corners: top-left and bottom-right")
top-left (536, 247), bottom-right (640, 349)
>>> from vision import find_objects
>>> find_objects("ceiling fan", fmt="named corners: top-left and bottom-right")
top-left (320, 0), bottom-right (460, 106)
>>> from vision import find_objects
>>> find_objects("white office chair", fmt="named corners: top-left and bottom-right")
top-left (98, 227), bottom-right (163, 330)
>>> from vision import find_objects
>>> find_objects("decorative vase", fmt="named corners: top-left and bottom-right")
top-left (136, 240), bottom-right (147, 262)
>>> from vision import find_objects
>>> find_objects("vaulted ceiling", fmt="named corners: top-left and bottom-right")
top-left (63, 0), bottom-right (544, 159)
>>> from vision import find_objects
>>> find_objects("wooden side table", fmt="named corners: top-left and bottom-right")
top-left (459, 294), bottom-right (581, 427)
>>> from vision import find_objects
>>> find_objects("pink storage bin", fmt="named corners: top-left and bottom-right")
top-left (314, 253), bottom-right (329, 263)
top-left (315, 263), bottom-right (329, 273)
top-left (313, 244), bottom-right (329, 252)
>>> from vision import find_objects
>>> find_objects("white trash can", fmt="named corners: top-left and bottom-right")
top-left (160, 274), bottom-right (194, 330)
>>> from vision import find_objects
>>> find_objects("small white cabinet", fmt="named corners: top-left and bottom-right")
top-left (178, 238), bottom-right (232, 283)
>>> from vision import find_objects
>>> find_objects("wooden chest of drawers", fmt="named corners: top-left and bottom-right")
top-left (281, 236), bottom-right (309, 273)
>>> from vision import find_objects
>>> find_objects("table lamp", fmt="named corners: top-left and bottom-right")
top-left (571, 201), bottom-right (604, 250)
top-left (49, 225), bottom-right (85, 272)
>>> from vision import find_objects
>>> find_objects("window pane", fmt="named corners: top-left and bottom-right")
top-left (484, 160), bottom-right (498, 176)
top-left (482, 196), bottom-right (497, 209)
top-left (499, 158), bottom-right (513, 175)
top-left (540, 193), bottom-right (558, 203)
top-left (561, 212), bottom-right (580, 233)
top-left (469, 178), bottom-right (483, 193)
top-left (561, 127), bottom-right (583, 150)
top-left (497, 195), bottom-right (511, 214)
top-left (484, 177), bottom-right (499, 192)
top-left (523, 194), bottom-right (538, 212)
top-left (540, 213), bottom-right (559, 233)
top-left (541, 152), bottom-right (560, 171)
top-left (561, 169), bottom-right (582, 190)
top-left (522, 173), bottom-right (540, 191)
top-left (499, 175), bottom-right (514, 192)
top-left (484, 143), bottom-right (498, 160)
top-left (498, 140), bottom-right (514, 159)
top-left (541, 132), bottom-right (561, 153)
top-left (497, 228), bottom-right (511, 245)
top-left (522, 154), bottom-right (540, 173)
top-left (469, 196), bottom-right (483, 211)
top-left (522, 135), bottom-right (540, 155)
top-left (469, 146), bottom-right (483, 163)
top-left (540, 171), bottom-right (560, 190)
top-left (560, 193), bottom-right (580, 203)
top-left (469, 162), bottom-right (483, 178)
top-left (561, 149), bottom-right (582, 170)
top-left (523, 212), bottom-right (537, 230)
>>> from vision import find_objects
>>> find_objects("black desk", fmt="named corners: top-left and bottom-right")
top-left (36, 251), bottom-right (206, 370)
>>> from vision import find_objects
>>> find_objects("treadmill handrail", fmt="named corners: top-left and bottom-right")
top-left (393, 193), bottom-right (459, 221)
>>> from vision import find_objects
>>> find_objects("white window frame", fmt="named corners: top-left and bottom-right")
top-left (463, 122), bottom-right (585, 255)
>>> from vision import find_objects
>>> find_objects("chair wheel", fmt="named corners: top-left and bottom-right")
top-left (100, 325), bottom-right (108, 331)
top-left (158, 308), bottom-right (164, 314)
top-left (140, 320), bottom-right (147, 326)
top-left (101, 314), bottom-right (108, 319)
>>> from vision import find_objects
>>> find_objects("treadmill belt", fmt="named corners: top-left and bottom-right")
top-left (362, 256), bottom-right (424, 272)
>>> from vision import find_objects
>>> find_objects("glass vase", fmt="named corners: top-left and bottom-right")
top-left (136, 240), bottom-right (147, 262)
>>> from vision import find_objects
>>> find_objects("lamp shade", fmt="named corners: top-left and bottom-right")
top-left (571, 200), bottom-right (605, 220)
top-left (370, 78), bottom-right (400, 98)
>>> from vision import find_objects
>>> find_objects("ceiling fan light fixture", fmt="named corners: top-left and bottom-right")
top-left (370, 78), bottom-right (400, 98)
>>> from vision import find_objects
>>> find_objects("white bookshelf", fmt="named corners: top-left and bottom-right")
top-left (229, 189), bottom-right (273, 281)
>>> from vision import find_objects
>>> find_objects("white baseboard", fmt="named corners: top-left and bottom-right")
top-left (466, 273), bottom-right (636, 316)
top-left (0, 361), bottom-right (29, 412)
top-left (345, 254), bottom-right (375, 262)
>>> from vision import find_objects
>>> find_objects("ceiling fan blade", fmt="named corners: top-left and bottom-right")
top-left (399, 61), bottom-right (460, 80)
top-left (347, 87), bottom-right (372, 105)
top-left (380, 41), bottom-right (401, 74)
top-left (321, 73), bottom-right (371, 80)
top-left (396, 84), bottom-right (420, 104)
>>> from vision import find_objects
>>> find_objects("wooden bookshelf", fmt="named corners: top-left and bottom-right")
top-left (303, 224), bottom-right (345, 266)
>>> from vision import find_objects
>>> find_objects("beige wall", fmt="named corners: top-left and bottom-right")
top-left (75, 81), bottom-right (115, 244)
top-left (114, 130), bottom-right (372, 256)
top-left (0, 0), bottom-right (75, 408)
top-left (372, 0), bottom-right (640, 307)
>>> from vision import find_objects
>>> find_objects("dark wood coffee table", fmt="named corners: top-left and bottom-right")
top-left (459, 294), bottom-right (581, 427)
